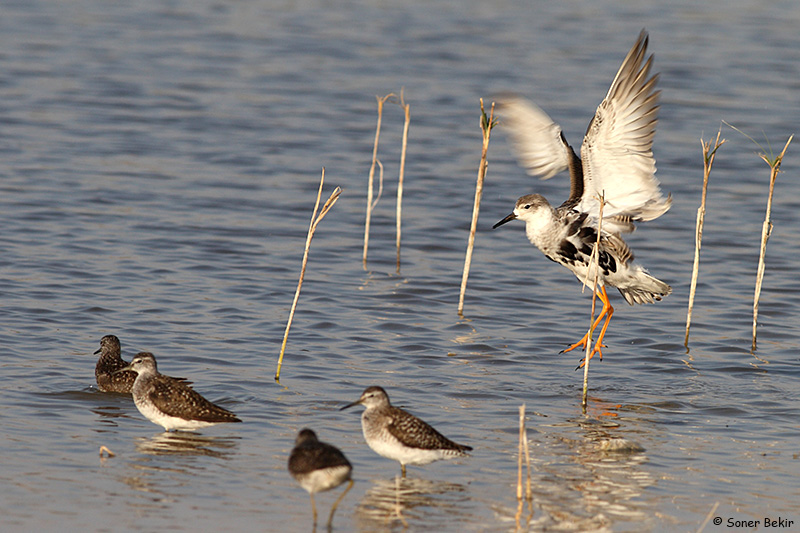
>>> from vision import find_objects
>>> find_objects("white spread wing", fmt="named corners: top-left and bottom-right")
top-left (497, 94), bottom-right (571, 180)
top-left (579, 31), bottom-right (671, 232)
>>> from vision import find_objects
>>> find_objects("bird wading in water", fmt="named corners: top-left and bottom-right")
top-left (116, 352), bottom-right (241, 431)
top-left (288, 428), bottom-right (353, 527)
top-left (341, 386), bottom-right (471, 477)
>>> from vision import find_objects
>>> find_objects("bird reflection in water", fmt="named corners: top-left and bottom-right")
top-left (355, 476), bottom-right (473, 529)
top-left (134, 431), bottom-right (240, 458)
top-left (117, 434), bottom-right (240, 502)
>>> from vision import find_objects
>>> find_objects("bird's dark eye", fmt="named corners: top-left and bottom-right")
top-left (524, 204), bottom-right (531, 209)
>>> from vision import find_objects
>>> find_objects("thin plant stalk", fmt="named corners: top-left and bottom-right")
top-left (696, 501), bottom-right (720, 533)
top-left (522, 406), bottom-right (533, 510)
top-left (581, 192), bottom-right (605, 411)
top-left (458, 99), bottom-right (497, 316)
top-left (515, 404), bottom-right (525, 528)
top-left (515, 403), bottom-right (534, 529)
top-left (98, 445), bottom-right (115, 458)
top-left (372, 160), bottom-right (384, 210)
top-left (363, 94), bottom-right (395, 270)
top-left (752, 135), bottom-right (793, 351)
top-left (685, 129), bottom-right (725, 347)
top-left (396, 94), bottom-right (410, 274)
top-left (276, 170), bottom-right (341, 381)
top-left (523, 437), bottom-right (532, 513)
top-left (581, 282), bottom-right (596, 411)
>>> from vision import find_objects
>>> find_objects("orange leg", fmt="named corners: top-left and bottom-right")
top-left (578, 286), bottom-right (614, 367)
top-left (562, 286), bottom-right (615, 367)
top-left (590, 286), bottom-right (614, 356)
top-left (560, 301), bottom-right (607, 354)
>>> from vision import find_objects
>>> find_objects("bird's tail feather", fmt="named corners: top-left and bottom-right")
top-left (617, 272), bottom-right (671, 305)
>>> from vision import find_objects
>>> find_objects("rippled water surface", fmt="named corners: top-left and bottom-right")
top-left (2, 0), bottom-right (799, 531)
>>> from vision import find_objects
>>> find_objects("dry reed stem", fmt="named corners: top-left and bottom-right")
top-left (372, 160), bottom-right (385, 210)
top-left (516, 404), bottom-right (524, 500)
top-left (523, 425), bottom-right (532, 506)
top-left (276, 170), bottom-right (341, 381)
top-left (396, 93), bottom-right (410, 274)
top-left (515, 404), bottom-right (524, 528)
top-left (685, 129), bottom-right (725, 348)
top-left (752, 134), bottom-right (793, 351)
top-left (581, 192), bottom-right (605, 411)
top-left (696, 501), bottom-right (720, 533)
top-left (458, 99), bottom-right (496, 316)
top-left (363, 93), bottom-right (395, 270)
top-left (515, 404), bottom-right (534, 529)
top-left (99, 445), bottom-right (115, 458)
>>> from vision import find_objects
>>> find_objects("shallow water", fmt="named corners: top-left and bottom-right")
top-left (1, 0), bottom-right (799, 531)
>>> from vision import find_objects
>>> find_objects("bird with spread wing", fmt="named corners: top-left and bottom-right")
top-left (493, 30), bottom-right (672, 365)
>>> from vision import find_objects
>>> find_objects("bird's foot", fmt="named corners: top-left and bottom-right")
top-left (561, 333), bottom-right (604, 355)
top-left (575, 341), bottom-right (605, 369)
top-left (560, 337), bottom-right (587, 355)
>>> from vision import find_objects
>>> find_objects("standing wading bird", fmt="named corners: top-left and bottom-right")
top-left (340, 386), bottom-right (471, 477)
top-left (115, 352), bottom-right (241, 431)
top-left (288, 428), bottom-right (353, 528)
top-left (493, 30), bottom-right (672, 366)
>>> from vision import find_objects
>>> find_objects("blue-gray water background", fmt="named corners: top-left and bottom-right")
top-left (1, 0), bottom-right (799, 531)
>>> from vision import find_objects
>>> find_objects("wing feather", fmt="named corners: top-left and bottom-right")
top-left (579, 31), bottom-right (671, 232)
top-left (497, 95), bottom-right (571, 180)
top-left (386, 408), bottom-right (469, 452)
top-left (148, 376), bottom-right (239, 422)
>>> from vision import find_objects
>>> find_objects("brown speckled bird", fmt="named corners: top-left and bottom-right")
top-left (116, 352), bottom-right (241, 431)
top-left (341, 386), bottom-right (471, 476)
top-left (93, 335), bottom-right (137, 393)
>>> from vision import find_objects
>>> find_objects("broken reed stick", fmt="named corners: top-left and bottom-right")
top-left (515, 404), bottom-right (524, 527)
top-left (458, 99), bottom-right (496, 316)
top-left (363, 94), bottom-right (395, 270)
top-left (99, 445), bottom-right (115, 458)
top-left (581, 282), bottom-right (596, 411)
top-left (396, 95), bottom-right (410, 274)
top-left (373, 160), bottom-right (385, 211)
top-left (685, 129), bottom-right (725, 348)
top-left (276, 169), bottom-right (342, 381)
top-left (696, 501), bottom-right (720, 533)
top-left (581, 192), bottom-right (605, 411)
top-left (516, 404), bottom-right (524, 500)
top-left (522, 419), bottom-right (532, 506)
top-left (752, 134), bottom-right (793, 352)
top-left (515, 404), bottom-right (533, 529)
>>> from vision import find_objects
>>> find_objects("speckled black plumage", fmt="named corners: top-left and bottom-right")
top-left (383, 402), bottom-right (472, 453)
top-left (341, 386), bottom-right (471, 475)
top-left (119, 352), bottom-right (241, 431)
top-left (94, 335), bottom-right (137, 393)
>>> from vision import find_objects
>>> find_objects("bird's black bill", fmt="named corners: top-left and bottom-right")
top-left (112, 364), bottom-right (133, 375)
top-left (339, 401), bottom-right (360, 411)
top-left (93, 348), bottom-right (102, 355)
top-left (493, 213), bottom-right (517, 229)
